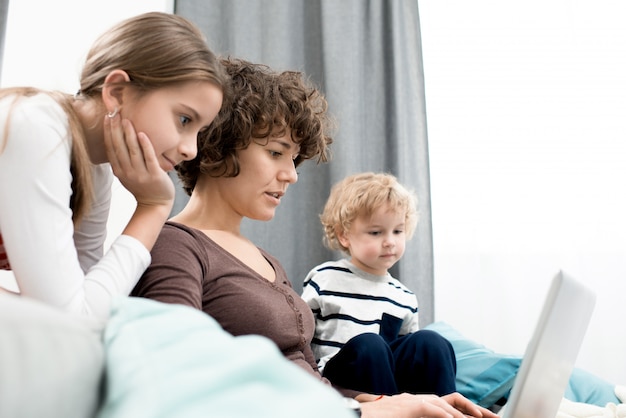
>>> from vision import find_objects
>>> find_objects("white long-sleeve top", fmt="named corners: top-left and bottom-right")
top-left (0, 93), bottom-right (150, 318)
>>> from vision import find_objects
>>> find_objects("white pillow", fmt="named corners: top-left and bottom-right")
top-left (0, 292), bottom-right (105, 418)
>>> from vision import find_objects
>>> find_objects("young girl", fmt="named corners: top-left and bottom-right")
top-left (133, 58), bottom-right (497, 418)
top-left (302, 172), bottom-right (457, 396)
top-left (0, 12), bottom-right (226, 317)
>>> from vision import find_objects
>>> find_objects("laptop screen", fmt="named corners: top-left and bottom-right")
top-left (501, 271), bottom-right (596, 418)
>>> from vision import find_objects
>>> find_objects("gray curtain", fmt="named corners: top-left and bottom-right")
top-left (0, 0), bottom-right (8, 81)
top-left (173, 0), bottom-right (434, 326)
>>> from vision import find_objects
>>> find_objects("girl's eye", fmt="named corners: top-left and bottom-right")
top-left (369, 231), bottom-right (381, 236)
top-left (269, 150), bottom-right (282, 157)
top-left (179, 115), bottom-right (191, 127)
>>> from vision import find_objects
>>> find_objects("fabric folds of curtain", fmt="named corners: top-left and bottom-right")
top-left (173, 0), bottom-right (434, 326)
top-left (0, 0), bottom-right (9, 81)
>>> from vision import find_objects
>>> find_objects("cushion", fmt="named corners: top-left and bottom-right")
top-left (424, 321), bottom-right (520, 407)
top-left (0, 292), bottom-right (105, 418)
top-left (97, 297), bottom-right (354, 418)
top-left (425, 321), bottom-right (621, 408)
top-left (565, 368), bottom-right (621, 407)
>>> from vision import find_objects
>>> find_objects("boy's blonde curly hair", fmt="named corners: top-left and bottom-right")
top-left (321, 172), bottom-right (419, 254)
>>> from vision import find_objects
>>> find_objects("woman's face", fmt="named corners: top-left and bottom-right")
top-left (217, 130), bottom-right (300, 221)
top-left (122, 80), bottom-right (223, 171)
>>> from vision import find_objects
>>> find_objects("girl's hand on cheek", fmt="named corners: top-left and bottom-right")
top-left (104, 114), bottom-right (174, 209)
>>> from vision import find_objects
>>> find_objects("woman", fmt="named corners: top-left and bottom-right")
top-left (133, 57), bottom-right (497, 418)
top-left (0, 12), bottom-right (226, 317)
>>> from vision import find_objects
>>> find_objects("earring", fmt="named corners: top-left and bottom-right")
top-left (106, 107), bottom-right (119, 118)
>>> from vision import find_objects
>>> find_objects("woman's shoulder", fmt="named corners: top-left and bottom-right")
top-left (158, 222), bottom-right (227, 256)
top-left (160, 221), bottom-right (206, 243)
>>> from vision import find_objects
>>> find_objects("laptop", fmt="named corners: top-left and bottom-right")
top-left (499, 270), bottom-right (596, 418)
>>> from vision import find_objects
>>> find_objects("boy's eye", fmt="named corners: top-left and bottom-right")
top-left (269, 150), bottom-right (282, 157)
top-left (179, 115), bottom-right (191, 126)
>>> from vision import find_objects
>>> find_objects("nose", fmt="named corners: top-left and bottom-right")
top-left (383, 234), bottom-right (395, 247)
top-left (278, 160), bottom-right (298, 184)
top-left (179, 133), bottom-right (198, 161)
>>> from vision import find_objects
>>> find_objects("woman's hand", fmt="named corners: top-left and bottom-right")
top-left (360, 392), bottom-right (499, 418)
top-left (441, 392), bottom-right (499, 418)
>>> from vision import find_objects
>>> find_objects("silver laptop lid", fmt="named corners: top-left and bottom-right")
top-left (501, 271), bottom-right (596, 418)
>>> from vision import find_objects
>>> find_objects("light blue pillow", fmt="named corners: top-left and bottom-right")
top-left (97, 297), bottom-right (354, 418)
top-left (424, 321), bottom-right (620, 408)
top-left (565, 368), bottom-right (620, 407)
top-left (424, 321), bottom-right (520, 407)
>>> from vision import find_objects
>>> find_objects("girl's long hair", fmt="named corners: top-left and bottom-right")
top-left (1, 12), bottom-right (228, 225)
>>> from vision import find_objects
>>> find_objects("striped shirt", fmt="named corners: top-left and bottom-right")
top-left (301, 258), bottom-right (419, 371)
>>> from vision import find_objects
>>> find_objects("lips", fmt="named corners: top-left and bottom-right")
top-left (162, 156), bottom-right (177, 171)
top-left (265, 191), bottom-right (284, 206)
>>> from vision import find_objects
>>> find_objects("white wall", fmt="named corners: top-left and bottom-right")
top-left (2, 0), bottom-right (624, 386)
top-left (1, 0), bottom-right (173, 90)
top-left (420, 1), bottom-right (626, 384)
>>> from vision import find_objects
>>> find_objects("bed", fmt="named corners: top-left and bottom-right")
top-left (1, 292), bottom-right (624, 418)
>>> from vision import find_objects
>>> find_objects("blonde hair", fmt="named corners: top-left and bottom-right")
top-left (0, 12), bottom-right (227, 224)
top-left (320, 172), bottom-right (419, 253)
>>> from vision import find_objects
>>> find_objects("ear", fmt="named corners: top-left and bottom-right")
top-left (336, 228), bottom-right (351, 249)
top-left (101, 69), bottom-right (131, 114)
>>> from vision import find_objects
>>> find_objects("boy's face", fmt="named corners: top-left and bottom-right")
top-left (338, 203), bottom-right (407, 276)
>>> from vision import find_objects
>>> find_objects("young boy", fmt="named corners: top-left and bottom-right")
top-left (302, 172), bottom-right (457, 396)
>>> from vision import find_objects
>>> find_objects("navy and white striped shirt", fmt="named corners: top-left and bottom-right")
top-left (301, 258), bottom-right (419, 371)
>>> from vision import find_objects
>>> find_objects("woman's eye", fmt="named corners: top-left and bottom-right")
top-left (179, 115), bottom-right (191, 126)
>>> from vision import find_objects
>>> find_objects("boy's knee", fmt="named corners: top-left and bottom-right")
top-left (402, 330), bottom-right (455, 356)
top-left (416, 329), bottom-right (452, 347)
top-left (346, 333), bottom-right (389, 355)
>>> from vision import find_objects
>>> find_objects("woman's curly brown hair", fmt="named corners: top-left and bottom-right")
top-left (176, 57), bottom-right (335, 195)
